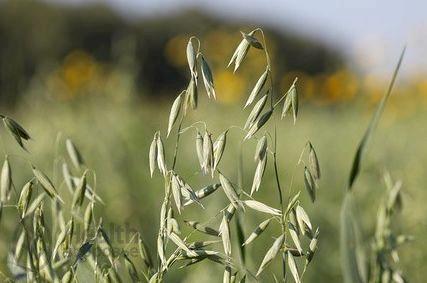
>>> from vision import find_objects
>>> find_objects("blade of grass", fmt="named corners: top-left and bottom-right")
top-left (348, 47), bottom-right (406, 190)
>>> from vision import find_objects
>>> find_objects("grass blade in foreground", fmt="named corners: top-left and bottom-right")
top-left (347, 47), bottom-right (406, 191)
top-left (341, 48), bottom-right (406, 283)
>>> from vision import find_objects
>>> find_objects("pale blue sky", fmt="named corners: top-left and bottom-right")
top-left (55, 0), bottom-right (427, 77)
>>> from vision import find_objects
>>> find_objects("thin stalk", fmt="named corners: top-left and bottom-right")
top-left (179, 121), bottom-right (207, 134)
top-left (273, 126), bottom-right (285, 234)
top-left (171, 107), bottom-right (186, 170)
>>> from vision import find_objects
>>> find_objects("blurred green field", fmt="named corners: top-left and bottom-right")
top-left (0, 87), bottom-right (425, 282)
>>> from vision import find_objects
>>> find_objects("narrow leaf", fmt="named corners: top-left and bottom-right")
top-left (348, 48), bottom-right (405, 190)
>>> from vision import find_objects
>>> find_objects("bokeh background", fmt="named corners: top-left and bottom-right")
top-left (0, 0), bottom-right (426, 282)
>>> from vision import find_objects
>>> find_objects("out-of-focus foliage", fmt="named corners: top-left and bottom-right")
top-left (2, 1), bottom-right (426, 108)
top-left (0, 0), bottom-right (344, 104)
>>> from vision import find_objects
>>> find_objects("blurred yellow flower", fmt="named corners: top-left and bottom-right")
top-left (216, 70), bottom-right (246, 104)
top-left (321, 70), bottom-right (358, 103)
top-left (62, 50), bottom-right (97, 92)
top-left (44, 50), bottom-right (108, 100)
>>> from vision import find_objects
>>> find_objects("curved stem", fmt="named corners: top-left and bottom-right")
top-left (179, 121), bottom-right (206, 134)
top-left (272, 126), bottom-right (285, 222)
top-left (254, 28), bottom-right (271, 69)
top-left (189, 36), bottom-right (201, 54)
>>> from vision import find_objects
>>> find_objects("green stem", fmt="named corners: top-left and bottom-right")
top-left (272, 126), bottom-right (285, 235)
top-left (273, 155), bottom-right (284, 212)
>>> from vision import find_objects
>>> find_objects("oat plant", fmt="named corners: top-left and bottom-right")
top-left (0, 118), bottom-right (144, 282)
top-left (148, 29), bottom-right (321, 282)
